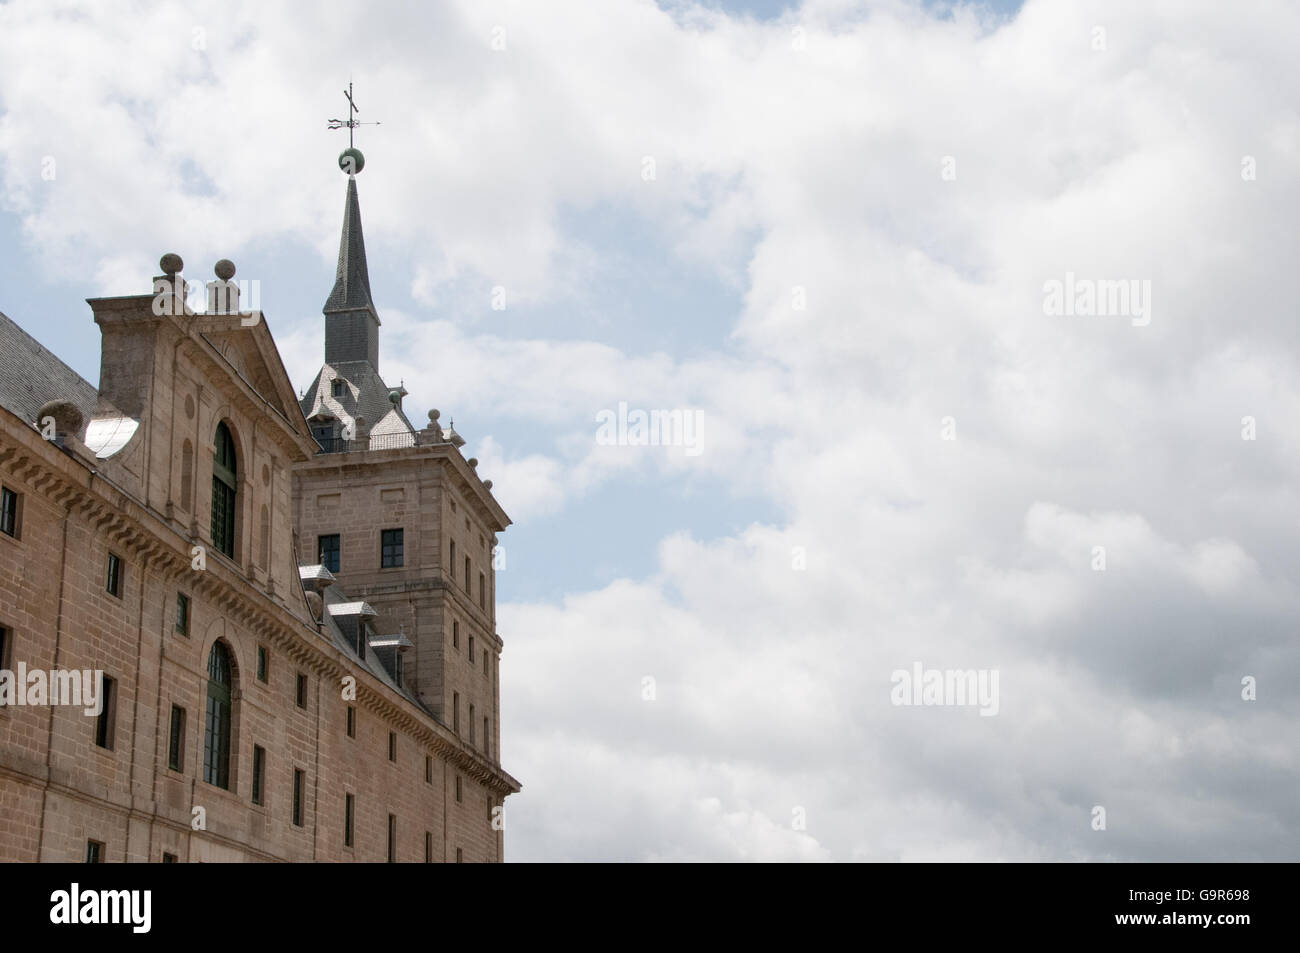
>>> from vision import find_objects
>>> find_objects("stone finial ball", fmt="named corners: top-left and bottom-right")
top-left (37, 398), bottom-right (84, 435)
top-left (388, 390), bottom-right (401, 404)
top-left (339, 147), bottom-right (365, 175)
top-left (214, 259), bottom-right (236, 281)
top-left (428, 409), bottom-right (440, 422)
top-left (159, 253), bottom-right (184, 275)
top-left (482, 480), bottom-right (493, 490)
top-left (467, 457), bottom-right (478, 468)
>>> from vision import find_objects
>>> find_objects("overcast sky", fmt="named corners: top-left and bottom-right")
top-left (1, 0), bottom-right (1297, 861)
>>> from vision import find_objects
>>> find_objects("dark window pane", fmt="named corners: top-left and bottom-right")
top-left (381, 528), bottom-right (403, 568)
top-left (318, 534), bottom-right (340, 573)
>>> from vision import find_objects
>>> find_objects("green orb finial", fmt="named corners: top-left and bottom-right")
top-left (339, 147), bottom-right (365, 175)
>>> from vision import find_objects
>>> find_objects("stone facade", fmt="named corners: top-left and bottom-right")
top-left (0, 178), bottom-right (519, 863)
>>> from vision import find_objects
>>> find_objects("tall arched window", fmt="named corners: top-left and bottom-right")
top-left (212, 423), bottom-right (237, 558)
top-left (204, 642), bottom-right (233, 789)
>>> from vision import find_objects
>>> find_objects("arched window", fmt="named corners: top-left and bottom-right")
top-left (203, 642), bottom-right (234, 789)
top-left (212, 423), bottom-right (237, 558)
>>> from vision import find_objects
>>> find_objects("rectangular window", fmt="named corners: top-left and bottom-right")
top-left (469, 704), bottom-right (476, 744)
top-left (381, 528), bottom-right (403, 568)
top-left (453, 692), bottom-right (459, 734)
top-left (167, 704), bottom-right (185, 771)
top-left (388, 731), bottom-right (397, 762)
top-left (0, 625), bottom-right (9, 678)
top-left (162, 852), bottom-right (177, 864)
top-left (464, 556), bottom-right (470, 590)
top-left (86, 840), bottom-right (103, 864)
top-left (0, 485), bottom-right (20, 538)
top-left (455, 774), bottom-right (462, 803)
top-left (175, 593), bottom-right (190, 636)
top-left (292, 768), bottom-right (304, 827)
top-left (331, 379), bottom-right (346, 399)
top-left (252, 745), bottom-right (266, 805)
top-left (479, 572), bottom-right (486, 609)
top-left (95, 676), bottom-right (116, 750)
top-left (387, 814), bottom-right (397, 863)
top-left (346, 705), bottom-right (356, 738)
top-left (452, 620), bottom-right (459, 649)
top-left (344, 793), bottom-right (354, 848)
top-left (257, 645), bottom-right (268, 683)
top-left (296, 673), bottom-right (307, 708)
top-left (449, 538), bottom-right (456, 577)
top-left (425, 831), bottom-right (433, 863)
top-left (456, 847), bottom-right (463, 863)
top-left (106, 553), bottom-right (122, 598)
top-left (318, 533), bottom-right (340, 573)
top-left (425, 755), bottom-right (433, 784)
top-left (483, 651), bottom-right (489, 677)
top-left (483, 718), bottom-right (490, 758)
top-left (468, 636), bottom-right (475, 663)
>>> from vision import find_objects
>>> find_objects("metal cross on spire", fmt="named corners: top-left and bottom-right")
top-left (328, 81), bottom-right (381, 150)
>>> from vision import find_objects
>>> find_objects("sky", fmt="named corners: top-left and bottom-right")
top-left (1, 0), bottom-right (1297, 861)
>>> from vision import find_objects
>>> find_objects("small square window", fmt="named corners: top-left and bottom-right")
top-left (162, 852), bottom-right (178, 864)
top-left (257, 645), bottom-right (268, 683)
top-left (381, 528), bottom-right (404, 568)
top-left (346, 705), bottom-right (356, 738)
top-left (252, 745), bottom-right (266, 805)
top-left (86, 840), bottom-right (104, 863)
top-left (106, 553), bottom-right (122, 598)
top-left (318, 534), bottom-right (340, 573)
top-left (175, 593), bottom-right (189, 635)
top-left (296, 673), bottom-right (308, 709)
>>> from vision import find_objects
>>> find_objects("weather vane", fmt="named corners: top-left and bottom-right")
top-left (328, 81), bottom-right (380, 174)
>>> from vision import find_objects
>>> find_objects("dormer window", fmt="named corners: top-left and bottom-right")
top-left (331, 379), bottom-right (347, 399)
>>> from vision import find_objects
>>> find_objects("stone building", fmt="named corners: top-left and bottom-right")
top-left (0, 161), bottom-right (519, 862)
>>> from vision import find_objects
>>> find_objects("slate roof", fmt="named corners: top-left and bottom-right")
top-left (299, 359), bottom-right (415, 439)
top-left (323, 176), bottom-right (375, 315)
top-left (0, 310), bottom-right (99, 427)
top-left (314, 576), bottom-right (431, 716)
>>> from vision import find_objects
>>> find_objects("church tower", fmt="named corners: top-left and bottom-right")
top-left (293, 141), bottom-right (513, 860)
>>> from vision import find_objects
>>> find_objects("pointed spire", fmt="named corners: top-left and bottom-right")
top-left (324, 177), bottom-right (375, 315)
